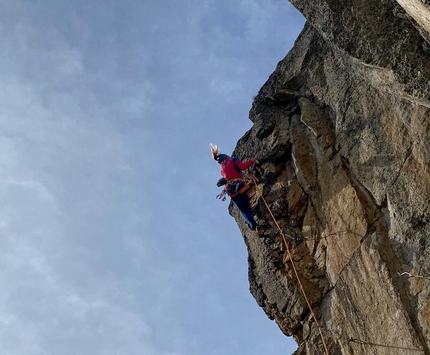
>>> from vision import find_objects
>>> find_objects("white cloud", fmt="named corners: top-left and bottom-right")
top-left (0, 237), bottom-right (162, 355)
top-left (0, 0), bottom-right (302, 354)
top-left (3, 178), bottom-right (56, 203)
top-left (239, 0), bottom-right (276, 43)
top-left (0, 9), bottom-right (168, 355)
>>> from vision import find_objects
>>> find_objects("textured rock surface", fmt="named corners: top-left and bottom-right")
top-left (229, 0), bottom-right (430, 353)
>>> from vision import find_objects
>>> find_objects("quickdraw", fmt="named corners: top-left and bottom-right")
top-left (216, 190), bottom-right (227, 201)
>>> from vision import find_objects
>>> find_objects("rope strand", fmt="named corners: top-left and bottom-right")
top-left (250, 175), bottom-right (330, 355)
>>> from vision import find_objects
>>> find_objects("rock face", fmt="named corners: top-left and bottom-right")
top-left (230, 0), bottom-right (430, 353)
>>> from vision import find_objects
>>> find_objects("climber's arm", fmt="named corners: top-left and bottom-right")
top-left (235, 159), bottom-right (255, 170)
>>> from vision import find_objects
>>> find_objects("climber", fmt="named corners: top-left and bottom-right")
top-left (211, 144), bottom-right (262, 235)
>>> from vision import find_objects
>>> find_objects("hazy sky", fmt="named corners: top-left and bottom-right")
top-left (0, 1), bottom-right (305, 354)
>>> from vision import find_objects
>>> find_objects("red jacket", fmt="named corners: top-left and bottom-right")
top-left (220, 158), bottom-right (255, 180)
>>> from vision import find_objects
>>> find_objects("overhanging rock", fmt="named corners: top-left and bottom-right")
top-left (229, 1), bottom-right (430, 353)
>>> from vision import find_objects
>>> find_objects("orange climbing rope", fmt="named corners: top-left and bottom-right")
top-left (249, 174), bottom-right (330, 355)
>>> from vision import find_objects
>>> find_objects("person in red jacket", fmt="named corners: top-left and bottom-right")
top-left (211, 144), bottom-right (262, 234)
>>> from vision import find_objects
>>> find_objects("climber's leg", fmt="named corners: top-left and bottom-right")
top-left (232, 192), bottom-right (257, 229)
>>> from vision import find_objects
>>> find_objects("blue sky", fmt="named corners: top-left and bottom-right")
top-left (0, 1), bottom-right (305, 354)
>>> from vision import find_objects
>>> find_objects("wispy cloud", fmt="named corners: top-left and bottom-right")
top-left (0, 8), bottom-right (165, 355)
top-left (0, 0), bottom-right (303, 354)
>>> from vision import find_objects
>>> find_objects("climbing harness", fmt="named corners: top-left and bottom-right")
top-left (228, 185), bottom-right (248, 199)
top-left (249, 174), bottom-right (330, 355)
top-left (215, 179), bottom-right (247, 200)
top-left (216, 177), bottom-right (254, 201)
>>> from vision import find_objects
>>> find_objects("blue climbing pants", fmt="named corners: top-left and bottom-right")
top-left (231, 187), bottom-right (257, 229)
